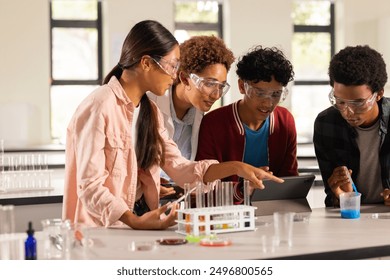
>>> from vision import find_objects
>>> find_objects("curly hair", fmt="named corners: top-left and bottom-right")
top-left (236, 46), bottom-right (294, 86)
top-left (328, 45), bottom-right (388, 93)
top-left (178, 35), bottom-right (235, 81)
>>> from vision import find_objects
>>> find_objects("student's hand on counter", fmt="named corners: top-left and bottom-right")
top-left (121, 204), bottom-right (177, 230)
top-left (159, 185), bottom-right (176, 198)
top-left (327, 166), bottom-right (353, 198)
top-left (380, 188), bottom-right (390, 206)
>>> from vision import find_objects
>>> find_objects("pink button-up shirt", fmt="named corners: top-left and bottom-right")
top-left (62, 76), bottom-right (217, 227)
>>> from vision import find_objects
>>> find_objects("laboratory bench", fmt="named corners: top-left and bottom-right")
top-left (21, 206), bottom-right (390, 260)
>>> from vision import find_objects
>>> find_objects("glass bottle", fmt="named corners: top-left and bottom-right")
top-left (25, 221), bottom-right (37, 260)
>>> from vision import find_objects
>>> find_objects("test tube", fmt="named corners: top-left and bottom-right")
top-left (7, 156), bottom-right (14, 172)
top-left (182, 183), bottom-right (192, 234)
top-left (222, 181), bottom-right (233, 206)
top-left (222, 181), bottom-right (233, 229)
top-left (0, 140), bottom-right (4, 190)
top-left (194, 181), bottom-right (206, 235)
top-left (243, 179), bottom-right (251, 228)
top-left (206, 182), bottom-right (214, 208)
top-left (214, 180), bottom-right (222, 207)
top-left (212, 180), bottom-right (223, 229)
top-left (42, 154), bottom-right (48, 171)
top-left (0, 139), bottom-right (4, 174)
top-left (17, 155), bottom-right (24, 171)
top-left (243, 179), bottom-right (250, 206)
top-left (195, 181), bottom-right (204, 208)
top-left (183, 183), bottom-right (192, 209)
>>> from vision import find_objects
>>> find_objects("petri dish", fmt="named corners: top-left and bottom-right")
top-left (294, 213), bottom-right (310, 222)
top-left (185, 235), bottom-right (205, 243)
top-left (199, 236), bottom-right (232, 247)
top-left (129, 241), bottom-right (157, 252)
top-left (156, 238), bottom-right (188, 245)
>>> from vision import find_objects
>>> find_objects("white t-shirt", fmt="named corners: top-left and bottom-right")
top-left (131, 104), bottom-right (140, 149)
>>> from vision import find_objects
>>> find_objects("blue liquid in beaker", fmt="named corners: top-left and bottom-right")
top-left (341, 209), bottom-right (360, 219)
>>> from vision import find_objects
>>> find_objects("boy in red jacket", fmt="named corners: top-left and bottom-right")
top-left (196, 46), bottom-right (298, 203)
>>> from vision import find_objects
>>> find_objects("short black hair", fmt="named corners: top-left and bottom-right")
top-left (328, 45), bottom-right (388, 93)
top-left (236, 45), bottom-right (294, 86)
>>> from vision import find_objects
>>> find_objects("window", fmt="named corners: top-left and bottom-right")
top-left (174, 0), bottom-right (222, 43)
top-left (291, 0), bottom-right (335, 143)
top-left (174, 0), bottom-right (224, 108)
top-left (50, 0), bottom-right (102, 144)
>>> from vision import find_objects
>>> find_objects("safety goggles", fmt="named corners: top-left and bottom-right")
top-left (244, 82), bottom-right (288, 103)
top-left (328, 89), bottom-right (377, 114)
top-left (151, 55), bottom-right (180, 78)
top-left (189, 73), bottom-right (230, 98)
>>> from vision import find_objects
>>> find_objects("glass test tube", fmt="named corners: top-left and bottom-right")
top-left (183, 183), bottom-right (192, 234)
top-left (195, 181), bottom-right (204, 208)
top-left (222, 181), bottom-right (233, 206)
top-left (0, 140), bottom-right (4, 189)
top-left (0, 139), bottom-right (4, 173)
top-left (212, 180), bottom-right (223, 229)
top-left (206, 182), bottom-right (214, 208)
top-left (214, 180), bottom-right (222, 207)
top-left (195, 181), bottom-right (206, 235)
top-left (222, 181), bottom-right (233, 229)
top-left (183, 183), bottom-right (192, 209)
top-left (244, 179), bottom-right (250, 206)
top-left (243, 179), bottom-right (252, 227)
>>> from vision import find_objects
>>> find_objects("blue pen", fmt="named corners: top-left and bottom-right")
top-left (346, 168), bottom-right (358, 193)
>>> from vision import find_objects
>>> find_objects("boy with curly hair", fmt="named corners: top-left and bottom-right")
top-left (313, 45), bottom-right (390, 207)
top-left (196, 46), bottom-right (297, 203)
top-left (147, 35), bottom-right (235, 191)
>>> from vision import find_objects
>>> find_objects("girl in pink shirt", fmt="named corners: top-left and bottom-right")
top-left (63, 20), bottom-right (283, 230)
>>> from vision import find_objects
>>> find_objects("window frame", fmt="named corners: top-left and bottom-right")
top-left (293, 2), bottom-right (335, 86)
top-left (49, 1), bottom-right (103, 86)
top-left (174, 1), bottom-right (224, 104)
top-left (174, 3), bottom-right (223, 38)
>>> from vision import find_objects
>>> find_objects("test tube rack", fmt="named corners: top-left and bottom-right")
top-left (176, 205), bottom-right (257, 236)
top-left (0, 148), bottom-right (54, 193)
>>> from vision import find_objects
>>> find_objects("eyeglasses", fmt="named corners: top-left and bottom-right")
top-left (151, 55), bottom-right (180, 78)
top-left (328, 89), bottom-right (377, 114)
top-left (189, 73), bottom-right (230, 98)
top-left (244, 82), bottom-right (288, 103)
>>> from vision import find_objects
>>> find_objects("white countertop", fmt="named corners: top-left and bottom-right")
top-left (31, 206), bottom-right (390, 260)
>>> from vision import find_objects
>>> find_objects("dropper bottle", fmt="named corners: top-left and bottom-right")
top-left (25, 221), bottom-right (37, 260)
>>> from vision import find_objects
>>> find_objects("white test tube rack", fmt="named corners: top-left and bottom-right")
top-left (176, 205), bottom-right (257, 236)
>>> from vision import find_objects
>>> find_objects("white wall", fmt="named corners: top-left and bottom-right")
top-left (0, 0), bottom-right (50, 146)
top-left (335, 0), bottom-right (390, 95)
top-left (102, 0), bottom-right (175, 74)
top-left (224, 0), bottom-right (293, 104)
top-left (1, 0), bottom-right (390, 146)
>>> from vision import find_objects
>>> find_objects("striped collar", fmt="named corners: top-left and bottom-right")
top-left (232, 101), bottom-right (275, 135)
